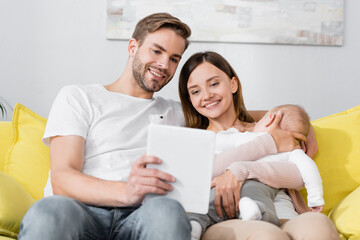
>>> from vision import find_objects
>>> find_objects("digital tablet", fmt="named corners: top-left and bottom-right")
top-left (144, 124), bottom-right (215, 214)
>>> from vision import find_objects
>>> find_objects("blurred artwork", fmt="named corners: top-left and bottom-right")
top-left (107, 0), bottom-right (344, 46)
top-left (0, 96), bottom-right (13, 121)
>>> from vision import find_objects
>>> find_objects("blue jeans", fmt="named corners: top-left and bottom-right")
top-left (18, 195), bottom-right (191, 240)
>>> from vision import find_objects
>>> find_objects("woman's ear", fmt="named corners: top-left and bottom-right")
top-left (128, 38), bottom-right (138, 57)
top-left (231, 77), bottom-right (239, 94)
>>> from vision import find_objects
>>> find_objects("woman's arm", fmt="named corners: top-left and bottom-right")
top-left (212, 133), bottom-right (277, 178)
top-left (213, 112), bottom-right (305, 179)
top-left (213, 137), bottom-right (304, 190)
top-left (303, 125), bottom-right (318, 158)
top-left (210, 160), bottom-right (304, 220)
top-left (211, 170), bottom-right (242, 219)
top-left (226, 160), bottom-right (304, 190)
top-left (248, 110), bottom-right (267, 122)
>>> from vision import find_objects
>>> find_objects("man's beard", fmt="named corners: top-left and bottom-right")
top-left (132, 53), bottom-right (172, 93)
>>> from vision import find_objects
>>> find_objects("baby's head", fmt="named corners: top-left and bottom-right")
top-left (257, 104), bottom-right (311, 136)
top-left (270, 104), bottom-right (310, 136)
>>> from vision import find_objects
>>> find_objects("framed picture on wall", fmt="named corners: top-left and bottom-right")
top-left (106, 0), bottom-right (344, 46)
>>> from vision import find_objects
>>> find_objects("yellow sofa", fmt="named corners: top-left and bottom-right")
top-left (0, 103), bottom-right (359, 239)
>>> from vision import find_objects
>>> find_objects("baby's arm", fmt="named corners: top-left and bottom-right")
top-left (288, 149), bottom-right (325, 208)
top-left (309, 205), bottom-right (323, 212)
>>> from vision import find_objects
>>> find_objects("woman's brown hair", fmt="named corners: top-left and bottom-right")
top-left (179, 51), bottom-right (253, 129)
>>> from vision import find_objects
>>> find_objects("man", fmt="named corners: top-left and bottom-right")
top-left (19, 12), bottom-right (315, 240)
top-left (19, 13), bottom-right (192, 240)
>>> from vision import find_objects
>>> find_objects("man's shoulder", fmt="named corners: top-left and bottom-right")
top-left (56, 84), bottom-right (103, 102)
top-left (59, 83), bottom-right (100, 94)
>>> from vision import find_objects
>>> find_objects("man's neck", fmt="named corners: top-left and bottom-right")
top-left (104, 68), bottom-right (154, 99)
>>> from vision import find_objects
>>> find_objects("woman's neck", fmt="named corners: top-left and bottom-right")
top-left (207, 116), bottom-right (238, 132)
top-left (207, 118), bottom-right (255, 133)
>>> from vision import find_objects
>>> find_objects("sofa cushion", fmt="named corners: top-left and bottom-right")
top-left (0, 171), bottom-right (35, 238)
top-left (4, 103), bottom-right (50, 200)
top-left (302, 105), bottom-right (360, 215)
top-left (329, 186), bottom-right (360, 240)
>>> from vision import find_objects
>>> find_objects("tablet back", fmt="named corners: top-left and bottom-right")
top-left (144, 124), bottom-right (215, 214)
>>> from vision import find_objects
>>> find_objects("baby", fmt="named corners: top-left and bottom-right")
top-left (189, 104), bottom-right (324, 240)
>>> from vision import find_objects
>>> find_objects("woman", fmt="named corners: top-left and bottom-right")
top-left (178, 51), bottom-right (339, 240)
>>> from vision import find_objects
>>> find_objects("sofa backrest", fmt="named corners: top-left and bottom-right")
top-left (302, 105), bottom-right (360, 215)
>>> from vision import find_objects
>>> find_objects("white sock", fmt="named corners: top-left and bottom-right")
top-left (239, 197), bottom-right (262, 221)
top-left (190, 220), bottom-right (202, 240)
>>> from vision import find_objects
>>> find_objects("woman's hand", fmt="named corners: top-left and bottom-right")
top-left (211, 170), bottom-right (243, 219)
top-left (256, 111), bottom-right (307, 153)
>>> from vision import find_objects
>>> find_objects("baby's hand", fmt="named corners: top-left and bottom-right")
top-left (309, 205), bottom-right (323, 213)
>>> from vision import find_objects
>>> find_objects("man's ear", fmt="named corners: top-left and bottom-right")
top-left (231, 77), bottom-right (239, 94)
top-left (128, 38), bottom-right (138, 57)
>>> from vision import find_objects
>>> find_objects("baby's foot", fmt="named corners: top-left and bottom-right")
top-left (239, 197), bottom-right (262, 221)
top-left (190, 220), bottom-right (202, 240)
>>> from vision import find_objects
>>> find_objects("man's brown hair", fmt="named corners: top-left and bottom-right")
top-left (132, 12), bottom-right (191, 50)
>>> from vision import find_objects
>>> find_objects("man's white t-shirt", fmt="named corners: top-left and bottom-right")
top-left (43, 84), bottom-right (184, 182)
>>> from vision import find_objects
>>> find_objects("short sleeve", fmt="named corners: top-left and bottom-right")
top-left (42, 85), bottom-right (92, 146)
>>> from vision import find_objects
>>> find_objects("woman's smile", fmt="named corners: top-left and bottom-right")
top-left (204, 100), bottom-right (221, 109)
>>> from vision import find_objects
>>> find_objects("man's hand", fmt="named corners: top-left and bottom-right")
top-left (256, 111), bottom-right (307, 153)
top-left (211, 170), bottom-right (242, 219)
top-left (126, 155), bottom-right (175, 206)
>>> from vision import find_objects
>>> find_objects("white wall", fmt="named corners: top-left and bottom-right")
top-left (0, 0), bottom-right (359, 120)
